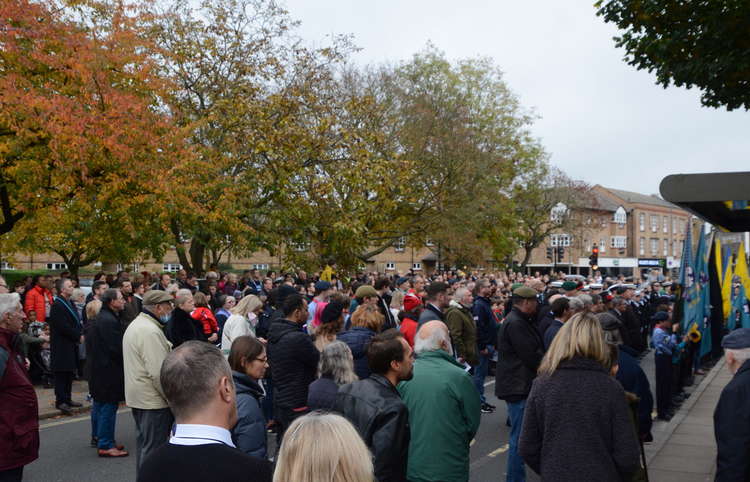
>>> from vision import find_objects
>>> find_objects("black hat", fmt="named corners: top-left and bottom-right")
top-left (597, 312), bottom-right (621, 332)
top-left (722, 328), bottom-right (750, 349)
top-left (651, 311), bottom-right (670, 322)
top-left (321, 301), bottom-right (344, 324)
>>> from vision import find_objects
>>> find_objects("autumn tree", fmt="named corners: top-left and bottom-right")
top-left (0, 0), bottom-right (183, 276)
top-left (509, 164), bottom-right (593, 268)
top-left (596, 0), bottom-right (750, 110)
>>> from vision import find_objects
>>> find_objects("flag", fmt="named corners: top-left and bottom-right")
top-left (722, 257), bottom-right (733, 323)
top-left (682, 225), bottom-right (712, 357)
top-left (715, 238), bottom-right (723, 285)
top-left (731, 283), bottom-right (750, 330)
top-left (734, 241), bottom-right (750, 301)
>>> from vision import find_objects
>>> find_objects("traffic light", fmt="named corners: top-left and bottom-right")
top-left (546, 247), bottom-right (553, 261)
top-left (557, 246), bottom-right (564, 261)
top-left (589, 245), bottom-right (599, 269)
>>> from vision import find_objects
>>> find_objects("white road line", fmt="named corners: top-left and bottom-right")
top-left (40, 408), bottom-right (131, 430)
top-left (484, 379), bottom-right (495, 387)
top-left (487, 444), bottom-right (509, 457)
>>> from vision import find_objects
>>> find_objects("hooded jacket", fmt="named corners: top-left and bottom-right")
top-left (231, 371), bottom-right (267, 460)
top-left (338, 327), bottom-right (376, 380)
top-left (445, 301), bottom-right (478, 366)
top-left (267, 319), bottom-right (319, 409)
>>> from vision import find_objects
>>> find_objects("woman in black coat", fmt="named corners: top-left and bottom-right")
top-left (307, 341), bottom-right (358, 411)
top-left (166, 292), bottom-right (205, 348)
top-left (519, 312), bottom-right (641, 482)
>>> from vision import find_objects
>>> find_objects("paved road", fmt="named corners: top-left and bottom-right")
top-left (25, 375), bottom-right (534, 482)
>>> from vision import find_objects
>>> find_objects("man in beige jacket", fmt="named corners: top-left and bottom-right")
top-left (123, 290), bottom-right (174, 469)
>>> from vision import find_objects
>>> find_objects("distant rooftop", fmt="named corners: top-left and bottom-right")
top-left (601, 187), bottom-right (679, 209)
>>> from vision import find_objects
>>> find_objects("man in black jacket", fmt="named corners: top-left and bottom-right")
top-left (714, 328), bottom-right (750, 482)
top-left (495, 286), bottom-right (543, 482)
top-left (49, 278), bottom-right (83, 414)
top-left (472, 279), bottom-right (496, 413)
top-left (88, 289), bottom-right (128, 457)
top-left (335, 329), bottom-right (413, 482)
top-left (267, 294), bottom-right (319, 445)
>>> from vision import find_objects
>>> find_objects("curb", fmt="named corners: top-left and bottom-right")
top-left (39, 404), bottom-right (92, 421)
top-left (645, 356), bottom-right (725, 464)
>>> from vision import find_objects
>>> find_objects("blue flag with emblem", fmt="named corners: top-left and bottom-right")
top-left (681, 224), bottom-right (712, 357)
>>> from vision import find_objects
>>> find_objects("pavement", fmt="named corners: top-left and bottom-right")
top-left (28, 351), bottom-right (730, 481)
top-left (36, 379), bottom-right (93, 420)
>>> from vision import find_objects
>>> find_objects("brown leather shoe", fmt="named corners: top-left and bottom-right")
top-left (98, 448), bottom-right (129, 458)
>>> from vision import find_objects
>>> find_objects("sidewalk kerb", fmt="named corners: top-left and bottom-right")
top-left (646, 357), bottom-right (725, 465)
top-left (39, 404), bottom-right (92, 421)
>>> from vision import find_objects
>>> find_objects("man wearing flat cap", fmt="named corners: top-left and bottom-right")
top-left (123, 290), bottom-right (175, 469)
top-left (715, 328), bottom-right (750, 481)
top-left (495, 286), bottom-right (543, 482)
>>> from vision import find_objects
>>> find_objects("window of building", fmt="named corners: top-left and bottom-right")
top-left (394, 237), bottom-right (406, 252)
top-left (663, 216), bottom-right (669, 233)
top-left (116, 263), bottom-right (140, 272)
top-left (650, 215), bottom-right (658, 232)
top-left (550, 234), bottom-right (571, 247)
top-left (613, 207), bottom-right (627, 225)
top-left (610, 236), bottom-right (627, 249)
top-left (425, 238), bottom-right (434, 247)
top-left (650, 238), bottom-right (658, 255)
top-left (639, 213), bottom-right (645, 232)
top-left (385, 262), bottom-right (396, 270)
top-left (162, 263), bottom-right (182, 272)
top-left (0, 261), bottom-right (15, 270)
top-left (639, 237), bottom-right (645, 255)
top-left (252, 264), bottom-right (269, 270)
top-left (412, 263), bottom-right (422, 271)
top-left (550, 203), bottom-right (568, 224)
top-left (46, 263), bottom-right (68, 270)
top-left (290, 242), bottom-right (309, 252)
top-left (599, 238), bottom-right (606, 253)
top-left (672, 218), bottom-right (677, 234)
top-left (663, 239), bottom-right (668, 256)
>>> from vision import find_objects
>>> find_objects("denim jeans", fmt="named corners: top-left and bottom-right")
top-left (90, 400), bottom-right (100, 438)
top-left (94, 401), bottom-right (119, 449)
top-left (472, 346), bottom-right (494, 404)
top-left (506, 399), bottom-right (527, 482)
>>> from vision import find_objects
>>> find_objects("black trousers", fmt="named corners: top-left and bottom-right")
top-left (655, 353), bottom-right (673, 417)
top-left (54, 371), bottom-right (74, 405)
top-left (0, 466), bottom-right (23, 482)
top-left (275, 406), bottom-right (309, 456)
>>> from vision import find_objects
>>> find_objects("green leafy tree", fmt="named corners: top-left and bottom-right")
top-left (596, 0), bottom-right (750, 110)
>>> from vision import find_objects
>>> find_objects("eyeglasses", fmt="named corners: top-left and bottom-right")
top-left (255, 357), bottom-right (268, 363)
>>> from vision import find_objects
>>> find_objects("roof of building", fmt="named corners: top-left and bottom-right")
top-left (600, 187), bottom-right (679, 210)
top-left (578, 190), bottom-right (620, 212)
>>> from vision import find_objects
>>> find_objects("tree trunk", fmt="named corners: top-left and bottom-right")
top-left (188, 238), bottom-right (207, 276)
top-left (520, 245), bottom-right (533, 268)
top-left (0, 184), bottom-right (24, 236)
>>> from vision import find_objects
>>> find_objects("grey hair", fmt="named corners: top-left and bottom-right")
top-left (578, 294), bottom-right (593, 309)
top-left (453, 287), bottom-right (470, 303)
top-left (0, 293), bottom-right (21, 319)
top-left (415, 323), bottom-right (452, 355)
top-left (160, 341), bottom-right (232, 420)
top-left (100, 288), bottom-right (120, 307)
top-left (318, 341), bottom-right (358, 385)
top-left (568, 297), bottom-right (585, 313)
top-left (175, 289), bottom-right (193, 308)
top-left (70, 288), bottom-right (86, 303)
top-left (726, 347), bottom-right (750, 364)
top-left (612, 296), bottom-right (627, 308)
top-left (603, 327), bottom-right (624, 346)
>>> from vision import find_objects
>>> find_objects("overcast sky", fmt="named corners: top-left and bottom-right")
top-left (284, 1), bottom-right (749, 196)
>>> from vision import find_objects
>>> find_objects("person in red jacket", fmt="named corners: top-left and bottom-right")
top-left (191, 292), bottom-right (219, 344)
top-left (24, 275), bottom-right (53, 323)
top-left (0, 293), bottom-right (40, 481)
top-left (399, 294), bottom-right (423, 348)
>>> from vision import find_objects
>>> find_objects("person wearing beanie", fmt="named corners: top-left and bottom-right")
top-left (399, 294), bottom-right (422, 348)
top-left (313, 301), bottom-right (345, 352)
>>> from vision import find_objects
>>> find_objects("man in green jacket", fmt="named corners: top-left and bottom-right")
top-left (444, 288), bottom-right (478, 367)
top-left (399, 320), bottom-right (481, 482)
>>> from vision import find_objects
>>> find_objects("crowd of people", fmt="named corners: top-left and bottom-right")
top-left (0, 264), bottom-right (748, 481)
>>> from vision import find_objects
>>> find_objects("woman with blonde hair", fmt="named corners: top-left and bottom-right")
top-left (337, 304), bottom-right (384, 379)
top-left (519, 312), bottom-right (641, 481)
top-left (221, 294), bottom-right (263, 353)
top-left (273, 412), bottom-right (374, 482)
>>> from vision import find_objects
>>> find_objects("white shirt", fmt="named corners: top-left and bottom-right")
top-left (169, 424), bottom-right (236, 448)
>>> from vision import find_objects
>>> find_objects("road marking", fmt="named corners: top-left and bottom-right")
top-left (40, 408), bottom-right (131, 430)
top-left (470, 438), bottom-right (476, 447)
top-left (484, 379), bottom-right (495, 387)
top-left (487, 444), bottom-right (509, 457)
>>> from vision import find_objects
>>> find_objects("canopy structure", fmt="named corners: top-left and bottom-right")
top-left (660, 172), bottom-right (750, 232)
